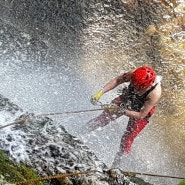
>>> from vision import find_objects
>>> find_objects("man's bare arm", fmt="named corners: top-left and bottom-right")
top-left (102, 70), bottom-right (133, 93)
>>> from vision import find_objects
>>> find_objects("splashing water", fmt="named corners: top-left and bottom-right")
top-left (0, 1), bottom-right (184, 185)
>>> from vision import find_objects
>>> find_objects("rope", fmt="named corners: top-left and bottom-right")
top-left (0, 118), bottom-right (26, 129)
top-left (16, 168), bottom-right (185, 185)
top-left (0, 104), bottom-right (119, 130)
top-left (120, 170), bottom-right (185, 180)
top-left (0, 107), bottom-right (107, 130)
top-left (16, 170), bottom-right (96, 185)
top-left (40, 107), bottom-right (106, 116)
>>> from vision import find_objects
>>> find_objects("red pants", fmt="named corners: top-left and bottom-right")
top-left (120, 116), bottom-right (150, 154)
top-left (86, 100), bottom-right (155, 154)
top-left (112, 96), bottom-right (156, 153)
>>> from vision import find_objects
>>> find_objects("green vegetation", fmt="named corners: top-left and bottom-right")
top-left (178, 179), bottom-right (185, 185)
top-left (0, 150), bottom-right (45, 185)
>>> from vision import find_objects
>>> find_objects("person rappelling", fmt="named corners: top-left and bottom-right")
top-left (90, 66), bottom-right (162, 154)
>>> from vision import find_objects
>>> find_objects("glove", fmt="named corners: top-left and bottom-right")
top-left (90, 90), bottom-right (104, 105)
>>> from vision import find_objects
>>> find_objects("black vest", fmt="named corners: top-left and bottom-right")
top-left (123, 83), bottom-right (158, 111)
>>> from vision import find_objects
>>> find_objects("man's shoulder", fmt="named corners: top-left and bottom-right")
top-left (147, 84), bottom-right (161, 105)
top-left (151, 83), bottom-right (162, 98)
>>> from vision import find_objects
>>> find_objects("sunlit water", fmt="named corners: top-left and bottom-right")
top-left (0, 1), bottom-right (184, 185)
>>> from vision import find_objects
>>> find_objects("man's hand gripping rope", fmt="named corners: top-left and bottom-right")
top-left (90, 90), bottom-right (104, 105)
top-left (90, 90), bottom-right (126, 115)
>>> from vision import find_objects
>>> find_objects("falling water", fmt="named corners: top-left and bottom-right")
top-left (0, 0), bottom-right (184, 184)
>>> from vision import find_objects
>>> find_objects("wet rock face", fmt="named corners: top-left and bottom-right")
top-left (0, 95), bottom-right (105, 180)
top-left (15, 115), bottom-right (107, 175)
top-left (0, 95), bottom-right (152, 185)
top-left (0, 93), bottom-right (105, 173)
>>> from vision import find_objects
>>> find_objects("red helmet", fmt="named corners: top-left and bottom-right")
top-left (131, 66), bottom-right (156, 90)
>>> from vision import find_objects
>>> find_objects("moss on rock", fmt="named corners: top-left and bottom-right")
top-left (178, 179), bottom-right (185, 185)
top-left (0, 150), bottom-right (45, 185)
